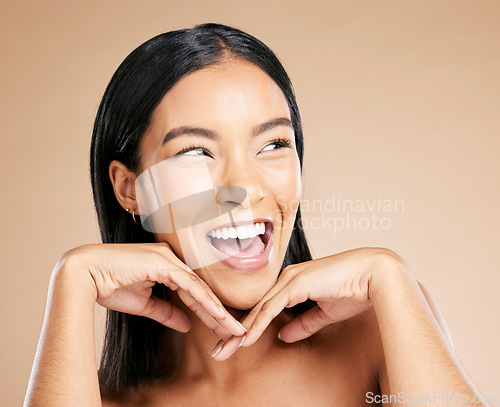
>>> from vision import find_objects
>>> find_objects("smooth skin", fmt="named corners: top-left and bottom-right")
top-left (25, 60), bottom-right (485, 406)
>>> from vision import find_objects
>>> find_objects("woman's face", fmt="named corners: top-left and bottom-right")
top-left (137, 59), bottom-right (301, 309)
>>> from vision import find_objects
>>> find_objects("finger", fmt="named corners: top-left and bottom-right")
top-left (220, 264), bottom-right (303, 335)
top-left (212, 294), bottom-right (288, 360)
top-left (163, 269), bottom-right (246, 337)
top-left (177, 289), bottom-right (233, 341)
top-left (207, 300), bottom-right (267, 361)
top-left (147, 245), bottom-right (247, 337)
top-left (140, 295), bottom-right (191, 332)
top-left (201, 291), bottom-right (242, 342)
top-left (278, 305), bottom-right (333, 343)
top-left (257, 264), bottom-right (303, 305)
top-left (148, 262), bottom-right (221, 316)
top-left (210, 269), bottom-right (307, 360)
top-left (209, 334), bottom-right (246, 361)
top-left (147, 242), bottom-right (194, 274)
top-left (196, 280), bottom-right (248, 339)
top-left (213, 291), bottom-right (295, 362)
top-left (207, 298), bottom-right (274, 361)
top-left (242, 271), bottom-right (313, 348)
top-left (207, 305), bottom-right (261, 361)
top-left (241, 290), bottom-right (294, 348)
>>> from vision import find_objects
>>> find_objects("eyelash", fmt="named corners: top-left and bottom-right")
top-left (175, 138), bottom-right (292, 157)
top-left (264, 137), bottom-right (292, 150)
top-left (176, 144), bottom-right (212, 157)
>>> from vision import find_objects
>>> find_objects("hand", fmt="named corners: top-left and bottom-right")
top-left (210, 247), bottom-right (398, 360)
top-left (62, 242), bottom-right (246, 340)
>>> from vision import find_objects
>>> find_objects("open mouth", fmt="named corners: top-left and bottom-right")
top-left (206, 220), bottom-right (274, 272)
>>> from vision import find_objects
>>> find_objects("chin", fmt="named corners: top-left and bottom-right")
top-left (222, 299), bottom-right (260, 311)
top-left (215, 289), bottom-right (268, 311)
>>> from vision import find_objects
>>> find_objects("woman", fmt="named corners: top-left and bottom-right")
top-left (25, 23), bottom-right (484, 406)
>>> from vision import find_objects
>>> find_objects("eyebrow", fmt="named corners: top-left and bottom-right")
top-left (161, 117), bottom-right (293, 145)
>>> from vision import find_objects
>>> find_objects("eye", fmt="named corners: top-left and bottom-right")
top-left (176, 146), bottom-right (213, 157)
top-left (260, 138), bottom-right (292, 153)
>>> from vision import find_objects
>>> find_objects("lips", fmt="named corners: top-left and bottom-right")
top-left (206, 219), bottom-right (274, 272)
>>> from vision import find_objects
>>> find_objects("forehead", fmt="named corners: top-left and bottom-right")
top-left (149, 59), bottom-right (290, 134)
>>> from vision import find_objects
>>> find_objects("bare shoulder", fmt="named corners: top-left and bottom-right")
top-left (101, 390), bottom-right (126, 407)
top-left (101, 387), bottom-right (151, 407)
top-left (315, 302), bottom-right (384, 357)
top-left (102, 395), bottom-right (121, 407)
top-left (310, 280), bottom-right (454, 397)
top-left (102, 398), bottom-right (119, 407)
top-left (310, 304), bottom-right (385, 395)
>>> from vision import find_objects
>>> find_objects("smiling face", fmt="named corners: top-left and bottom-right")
top-left (137, 59), bottom-right (301, 309)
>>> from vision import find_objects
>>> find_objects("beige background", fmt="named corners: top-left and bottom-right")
top-left (1, 0), bottom-right (499, 405)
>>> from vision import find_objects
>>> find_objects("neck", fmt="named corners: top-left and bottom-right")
top-left (159, 290), bottom-right (292, 385)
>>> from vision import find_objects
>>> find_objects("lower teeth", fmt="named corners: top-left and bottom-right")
top-left (209, 234), bottom-right (265, 255)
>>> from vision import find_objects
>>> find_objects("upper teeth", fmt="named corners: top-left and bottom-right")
top-left (209, 222), bottom-right (266, 240)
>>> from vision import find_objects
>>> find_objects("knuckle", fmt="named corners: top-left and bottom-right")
top-left (161, 303), bottom-right (175, 322)
top-left (316, 308), bottom-right (331, 323)
top-left (280, 264), bottom-right (301, 281)
top-left (371, 247), bottom-right (402, 263)
top-left (143, 298), bottom-right (158, 315)
top-left (158, 241), bottom-right (173, 252)
top-left (189, 274), bottom-right (201, 284)
top-left (181, 287), bottom-right (193, 298)
top-left (281, 265), bottom-right (295, 275)
top-left (189, 301), bottom-right (202, 315)
top-left (161, 246), bottom-right (175, 258)
top-left (259, 300), bottom-right (272, 313)
top-left (299, 316), bottom-right (316, 335)
top-left (152, 243), bottom-right (175, 261)
top-left (148, 251), bottom-right (168, 270)
top-left (199, 278), bottom-right (210, 289)
top-left (178, 289), bottom-right (194, 304)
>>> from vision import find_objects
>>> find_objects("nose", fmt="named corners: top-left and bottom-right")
top-left (216, 185), bottom-right (247, 206)
top-left (215, 157), bottom-right (265, 208)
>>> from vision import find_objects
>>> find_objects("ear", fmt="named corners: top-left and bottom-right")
top-left (109, 160), bottom-right (139, 214)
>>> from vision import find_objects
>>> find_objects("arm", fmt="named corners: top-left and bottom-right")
top-left (24, 243), bottom-right (247, 406)
top-left (211, 247), bottom-right (485, 406)
top-left (24, 253), bottom-right (101, 407)
top-left (371, 251), bottom-right (483, 405)
top-left (418, 281), bottom-right (455, 351)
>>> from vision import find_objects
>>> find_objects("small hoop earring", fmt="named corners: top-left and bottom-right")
top-left (125, 208), bottom-right (140, 225)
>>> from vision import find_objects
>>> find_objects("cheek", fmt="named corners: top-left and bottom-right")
top-left (266, 158), bottom-right (301, 217)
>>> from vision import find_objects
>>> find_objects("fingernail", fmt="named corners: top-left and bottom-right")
top-left (209, 341), bottom-right (223, 358)
top-left (238, 334), bottom-right (246, 348)
top-left (218, 305), bottom-right (226, 316)
top-left (236, 320), bottom-right (247, 332)
top-left (278, 332), bottom-right (283, 341)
